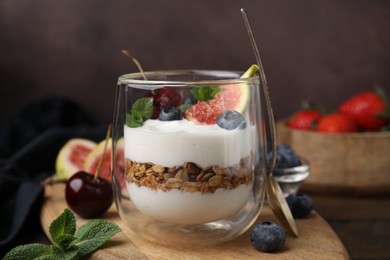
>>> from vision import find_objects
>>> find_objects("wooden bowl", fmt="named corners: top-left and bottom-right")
top-left (276, 120), bottom-right (390, 197)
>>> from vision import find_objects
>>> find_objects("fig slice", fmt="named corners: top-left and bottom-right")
top-left (185, 65), bottom-right (259, 124)
top-left (83, 138), bottom-right (125, 184)
top-left (55, 138), bottom-right (97, 180)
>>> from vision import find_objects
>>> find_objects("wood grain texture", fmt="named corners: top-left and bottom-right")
top-left (41, 184), bottom-right (349, 259)
top-left (276, 120), bottom-right (390, 196)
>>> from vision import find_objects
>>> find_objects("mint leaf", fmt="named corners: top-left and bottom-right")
top-left (3, 209), bottom-right (121, 260)
top-left (132, 97), bottom-right (153, 119)
top-left (178, 103), bottom-right (193, 112)
top-left (55, 234), bottom-right (78, 252)
top-left (191, 86), bottom-right (220, 102)
top-left (51, 245), bottom-right (78, 260)
top-left (126, 97), bottom-right (153, 128)
top-left (49, 208), bottom-right (76, 247)
top-left (3, 244), bottom-right (53, 260)
top-left (126, 111), bottom-right (144, 128)
top-left (73, 219), bottom-right (121, 257)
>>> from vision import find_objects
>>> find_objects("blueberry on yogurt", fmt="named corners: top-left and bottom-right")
top-left (183, 95), bottom-right (198, 105)
top-left (216, 110), bottom-right (247, 130)
top-left (159, 107), bottom-right (182, 121)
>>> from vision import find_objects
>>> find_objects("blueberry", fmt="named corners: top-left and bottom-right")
top-left (267, 144), bottom-right (300, 171)
top-left (158, 107), bottom-right (182, 121)
top-left (251, 222), bottom-right (285, 252)
top-left (183, 95), bottom-right (197, 105)
top-left (216, 110), bottom-right (247, 130)
top-left (286, 193), bottom-right (313, 218)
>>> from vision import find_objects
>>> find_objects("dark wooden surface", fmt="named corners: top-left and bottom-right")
top-left (311, 194), bottom-right (390, 260)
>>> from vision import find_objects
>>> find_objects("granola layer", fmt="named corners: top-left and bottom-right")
top-left (125, 153), bottom-right (253, 193)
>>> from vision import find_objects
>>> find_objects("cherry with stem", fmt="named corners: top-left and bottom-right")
top-left (65, 124), bottom-right (114, 218)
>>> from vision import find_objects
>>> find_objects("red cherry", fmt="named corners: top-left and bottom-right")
top-left (145, 88), bottom-right (181, 119)
top-left (154, 87), bottom-right (182, 109)
top-left (65, 171), bottom-right (113, 218)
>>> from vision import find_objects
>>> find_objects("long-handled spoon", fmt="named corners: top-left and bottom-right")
top-left (241, 8), bottom-right (298, 237)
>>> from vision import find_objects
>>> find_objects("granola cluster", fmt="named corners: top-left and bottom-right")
top-left (125, 154), bottom-right (253, 193)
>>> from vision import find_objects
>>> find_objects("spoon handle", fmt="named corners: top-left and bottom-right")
top-left (241, 8), bottom-right (299, 237)
top-left (240, 8), bottom-right (277, 174)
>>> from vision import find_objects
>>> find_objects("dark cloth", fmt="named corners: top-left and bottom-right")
top-left (0, 96), bottom-right (107, 253)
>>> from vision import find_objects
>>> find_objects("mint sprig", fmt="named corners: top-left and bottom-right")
top-left (191, 86), bottom-right (220, 102)
top-left (126, 97), bottom-right (153, 128)
top-left (50, 207), bottom-right (77, 246)
top-left (3, 208), bottom-right (121, 260)
top-left (178, 103), bottom-right (193, 112)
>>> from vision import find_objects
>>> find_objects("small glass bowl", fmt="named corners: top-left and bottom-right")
top-left (273, 159), bottom-right (310, 197)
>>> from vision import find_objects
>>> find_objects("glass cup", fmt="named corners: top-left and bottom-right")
top-left (112, 70), bottom-right (267, 247)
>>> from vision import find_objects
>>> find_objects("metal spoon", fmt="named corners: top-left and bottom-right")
top-left (241, 8), bottom-right (298, 237)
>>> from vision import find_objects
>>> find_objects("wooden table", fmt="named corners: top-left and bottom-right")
top-left (5, 191), bottom-right (389, 259)
top-left (40, 184), bottom-right (348, 259)
top-left (311, 194), bottom-right (390, 260)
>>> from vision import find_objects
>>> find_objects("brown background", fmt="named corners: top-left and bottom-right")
top-left (1, 0), bottom-right (390, 124)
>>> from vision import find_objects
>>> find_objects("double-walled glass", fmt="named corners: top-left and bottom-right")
top-left (112, 70), bottom-right (266, 246)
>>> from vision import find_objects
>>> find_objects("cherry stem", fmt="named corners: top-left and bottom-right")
top-left (41, 176), bottom-right (67, 186)
top-left (93, 124), bottom-right (112, 183)
top-left (121, 50), bottom-right (147, 80)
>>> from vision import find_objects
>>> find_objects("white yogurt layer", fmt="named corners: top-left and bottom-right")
top-left (124, 119), bottom-right (255, 168)
top-left (126, 182), bottom-right (252, 224)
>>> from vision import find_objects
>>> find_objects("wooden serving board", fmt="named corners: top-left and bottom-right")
top-left (41, 184), bottom-right (349, 259)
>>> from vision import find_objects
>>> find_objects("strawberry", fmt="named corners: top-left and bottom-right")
top-left (338, 89), bottom-right (389, 131)
top-left (317, 113), bottom-right (358, 133)
top-left (288, 110), bottom-right (322, 130)
top-left (288, 102), bottom-right (322, 130)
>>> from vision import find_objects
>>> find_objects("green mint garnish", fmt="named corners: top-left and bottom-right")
top-left (126, 97), bottom-right (153, 128)
top-left (50, 207), bottom-right (77, 246)
top-left (2, 244), bottom-right (53, 259)
top-left (3, 208), bottom-right (121, 260)
top-left (74, 219), bottom-right (121, 257)
top-left (191, 86), bottom-right (221, 102)
top-left (178, 103), bottom-right (193, 112)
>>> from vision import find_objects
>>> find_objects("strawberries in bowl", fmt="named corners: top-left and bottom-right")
top-left (317, 113), bottom-right (358, 133)
top-left (287, 88), bottom-right (389, 133)
top-left (288, 106), bottom-right (322, 131)
top-left (287, 101), bottom-right (322, 130)
top-left (339, 90), bottom-right (388, 131)
top-left (279, 88), bottom-right (390, 196)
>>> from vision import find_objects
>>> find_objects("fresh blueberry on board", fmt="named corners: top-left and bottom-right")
top-left (251, 222), bottom-right (286, 252)
top-left (286, 193), bottom-right (313, 218)
top-left (159, 107), bottom-right (182, 121)
top-left (216, 110), bottom-right (247, 130)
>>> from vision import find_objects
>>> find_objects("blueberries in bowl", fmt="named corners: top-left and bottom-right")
top-left (286, 193), bottom-right (313, 218)
top-left (216, 110), bottom-right (247, 130)
top-left (159, 107), bottom-right (182, 121)
top-left (267, 144), bottom-right (301, 171)
top-left (251, 222), bottom-right (285, 252)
